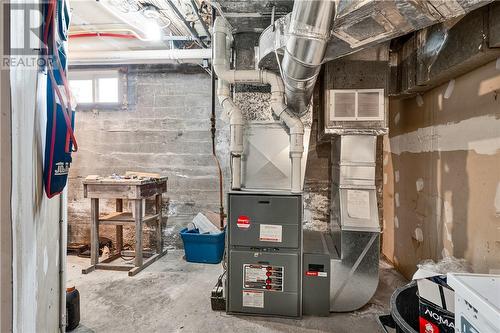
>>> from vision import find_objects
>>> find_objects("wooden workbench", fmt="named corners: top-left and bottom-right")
top-left (82, 176), bottom-right (168, 276)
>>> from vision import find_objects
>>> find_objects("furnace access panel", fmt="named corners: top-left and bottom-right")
top-left (226, 192), bottom-right (302, 317)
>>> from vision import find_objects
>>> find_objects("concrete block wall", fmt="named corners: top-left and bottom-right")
top-left (68, 64), bottom-right (230, 249)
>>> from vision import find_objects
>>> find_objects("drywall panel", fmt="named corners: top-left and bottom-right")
top-left (0, 2), bottom-right (12, 331)
top-left (384, 60), bottom-right (500, 279)
top-left (11, 65), bottom-right (61, 333)
top-left (10, 3), bottom-right (61, 331)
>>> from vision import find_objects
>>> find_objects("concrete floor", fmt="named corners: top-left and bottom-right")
top-left (67, 251), bottom-right (407, 333)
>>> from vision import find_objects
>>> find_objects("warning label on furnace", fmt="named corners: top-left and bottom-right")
top-left (259, 224), bottom-right (282, 242)
top-left (242, 290), bottom-right (264, 308)
top-left (244, 266), bottom-right (268, 283)
top-left (346, 190), bottom-right (371, 219)
top-left (243, 264), bottom-right (284, 292)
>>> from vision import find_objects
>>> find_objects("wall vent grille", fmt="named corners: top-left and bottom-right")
top-left (329, 89), bottom-right (384, 121)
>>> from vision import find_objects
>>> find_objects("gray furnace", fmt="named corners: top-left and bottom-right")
top-left (226, 192), bottom-right (302, 317)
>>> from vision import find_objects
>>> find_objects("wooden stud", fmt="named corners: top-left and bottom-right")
top-left (95, 263), bottom-right (132, 272)
top-left (90, 198), bottom-right (100, 266)
top-left (134, 199), bottom-right (143, 267)
top-left (100, 252), bottom-right (121, 264)
top-left (116, 199), bottom-right (123, 254)
top-left (155, 194), bottom-right (163, 254)
top-left (128, 252), bottom-right (165, 277)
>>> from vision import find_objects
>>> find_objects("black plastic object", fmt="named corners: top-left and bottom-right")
top-left (377, 281), bottom-right (419, 333)
top-left (211, 274), bottom-right (226, 311)
top-left (66, 287), bottom-right (80, 331)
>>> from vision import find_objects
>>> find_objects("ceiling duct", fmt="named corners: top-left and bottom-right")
top-left (261, 0), bottom-right (494, 116)
top-left (281, 0), bottom-right (336, 116)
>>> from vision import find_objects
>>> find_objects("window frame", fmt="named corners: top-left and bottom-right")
top-left (69, 69), bottom-right (125, 111)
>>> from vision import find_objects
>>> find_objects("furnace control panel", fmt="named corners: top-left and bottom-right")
top-left (243, 264), bottom-right (284, 292)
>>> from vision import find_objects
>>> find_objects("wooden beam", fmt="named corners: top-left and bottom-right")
top-left (116, 199), bottom-right (123, 253)
top-left (134, 200), bottom-right (143, 267)
top-left (90, 198), bottom-right (100, 266)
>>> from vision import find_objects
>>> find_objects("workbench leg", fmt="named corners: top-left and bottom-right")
top-left (155, 194), bottom-right (163, 254)
top-left (116, 199), bottom-right (123, 254)
top-left (90, 198), bottom-right (100, 266)
top-left (134, 199), bottom-right (143, 267)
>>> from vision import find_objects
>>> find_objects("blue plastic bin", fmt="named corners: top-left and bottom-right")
top-left (180, 228), bottom-right (225, 264)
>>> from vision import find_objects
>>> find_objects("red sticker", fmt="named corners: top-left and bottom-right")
top-left (420, 317), bottom-right (440, 333)
top-left (237, 215), bottom-right (250, 229)
top-left (305, 271), bottom-right (327, 277)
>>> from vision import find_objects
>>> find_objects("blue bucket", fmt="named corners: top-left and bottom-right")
top-left (180, 228), bottom-right (225, 264)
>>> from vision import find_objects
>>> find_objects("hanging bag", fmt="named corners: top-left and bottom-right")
top-left (43, 0), bottom-right (78, 198)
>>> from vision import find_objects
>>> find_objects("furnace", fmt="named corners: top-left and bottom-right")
top-left (226, 192), bottom-right (302, 317)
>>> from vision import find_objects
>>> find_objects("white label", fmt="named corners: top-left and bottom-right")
top-left (244, 266), bottom-right (267, 283)
top-left (242, 290), bottom-right (264, 308)
top-left (259, 224), bottom-right (282, 242)
top-left (347, 190), bottom-right (371, 219)
top-left (318, 272), bottom-right (328, 277)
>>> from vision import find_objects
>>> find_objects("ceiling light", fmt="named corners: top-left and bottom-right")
top-left (144, 21), bottom-right (162, 41)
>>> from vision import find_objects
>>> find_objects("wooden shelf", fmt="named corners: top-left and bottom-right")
top-left (99, 212), bottom-right (160, 225)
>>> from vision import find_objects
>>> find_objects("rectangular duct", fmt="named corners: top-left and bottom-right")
top-left (330, 135), bottom-right (379, 232)
top-left (241, 123), bottom-right (310, 191)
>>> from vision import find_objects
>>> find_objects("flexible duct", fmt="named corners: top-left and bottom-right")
top-left (281, 0), bottom-right (336, 116)
top-left (213, 18), bottom-right (304, 193)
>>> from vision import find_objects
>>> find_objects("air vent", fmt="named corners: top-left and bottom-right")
top-left (328, 89), bottom-right (384, 121)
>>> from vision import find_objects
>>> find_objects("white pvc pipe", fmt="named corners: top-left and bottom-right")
top-left (213, 17), bottom-right (305, 193)
top-left (218, 79), bottom-right (244, 189)
top-left (69, 49), bottom-right (212, 65)
top-left (232, 156), bottom-right (242, 190)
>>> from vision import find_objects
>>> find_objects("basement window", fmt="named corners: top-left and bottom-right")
top-left (69, 69), bottom-right (123, 109)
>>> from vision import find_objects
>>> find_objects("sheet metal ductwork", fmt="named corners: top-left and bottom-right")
top-left (260, 0), bottom-right (493, 115)
top-left (213, 18), bottom-right (304, 193)
top-left (281, 0), bottom-right (336, 116)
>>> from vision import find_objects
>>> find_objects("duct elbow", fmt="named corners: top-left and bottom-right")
top-left (261, 70), bottom-right (285, 93)
top-left (212, 17), bottom-right (233, 81)
top-left (288, 117), bottom-right (304, 136)
top-left (280, 109), bottom-right (304, 136)
top-left (229, 105), bottom-right (243, 126)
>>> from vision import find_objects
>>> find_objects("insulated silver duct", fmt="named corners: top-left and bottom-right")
top-left (262, 0), bottom-right (494, 115)
top-left (281, 0), bottom-right (336, 116)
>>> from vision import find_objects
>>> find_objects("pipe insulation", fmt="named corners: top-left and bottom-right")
top-left (281, 0), bottom-right (336, 116)
top-left (213, 17), bottom-right (304, 193)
